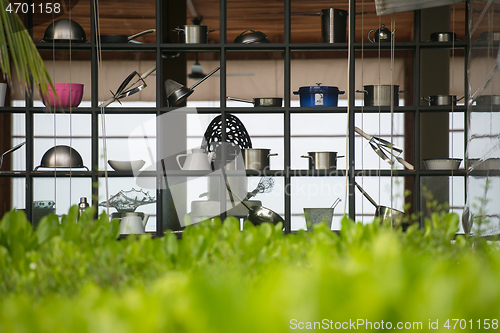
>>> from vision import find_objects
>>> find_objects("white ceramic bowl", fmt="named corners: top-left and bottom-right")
top-left (108, 160), bottom-right (145, 171)
top-left (423, 158), bottom-right (462, 170)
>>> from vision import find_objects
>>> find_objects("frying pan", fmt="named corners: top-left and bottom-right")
top-left (354, 182), bottom-right (404, 223)
top-left (166, 67), bottom-right (220, 107)
top-left (100, 29), bottom-right (155, 43)
top-left (226, 96), bottom-right (283, 107)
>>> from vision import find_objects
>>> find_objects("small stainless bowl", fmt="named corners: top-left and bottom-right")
top-left (423, 158), bottom-right (462, 170)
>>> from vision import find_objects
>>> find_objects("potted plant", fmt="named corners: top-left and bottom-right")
top-left (0, 0), bottom-right (53, 95)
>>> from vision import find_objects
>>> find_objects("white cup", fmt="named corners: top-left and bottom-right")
top-left (0, 83), bottom-right (7, 107)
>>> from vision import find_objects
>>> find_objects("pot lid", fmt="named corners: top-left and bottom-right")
top-left (297, 83), bottom-right (341, 93)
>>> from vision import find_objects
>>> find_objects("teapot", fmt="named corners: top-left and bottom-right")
top-left (119, 212), bottom-right (150, 234)
top-left (368, 24), bottom-right (396, 43)
top-left (176, 148), bottom-right (215, 170)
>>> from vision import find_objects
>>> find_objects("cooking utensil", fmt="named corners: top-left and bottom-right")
top-left (173, 25), bottom-right (214, 44)
top-left (476, 95), bottom-right (500, 106)
top-left (354, 126), bottom-right (414, 170)
top-left (321, 8), bottom-right (348, 43)
top-left (466, 158), bottom-right (500, 170)
top-left (354, 182), bottom-right (404, 223)
top-left (355, 126), bottom-right (402, 153)
top-left (40, 19), bottom-right (87, 42)
top-left (423, 158), bottom-right (462, 170)
top-left (368, 24), bottom-right (395, 43)
top-left (303, 198), bottom-right (341, 231)
top-left (245, 177), bottom-right (275, 200)
top-left (293, 84), bottom-right (345, 107)
top-left (301, 151), bottom-right (344, 170)
top-left (292, 8), bottom-right (348, 43)
top-left (356, 85), bottom-right (405, 106)
top-left (219, 164), bottom-right (284, 227)
top-left (35, 145), bottom-right (89, 170)
top-left (100, 65), bottom-right (157, 108)
top-left (166, 67), bottom-right (220, 107)
top-left (176, 149), bottom-right (214, 170)
top-left (331, 197), bottom-right (341, 209)
top-left (0, 141), bottom-right (25, 169)
top-left (233, 30), bottom-right (270, 44)
top-left (108, 160), bottom-right (146, 171)
top-left (226, 96), bottom-right (283, 107)
top-left (40, 83), bottom-right (84, 108)
top-left (421, 95), bottom-right (464, 106)
top-left (225, 181), bottom-right (284, 226)
top-left (100, 29), bottom-right (155, 43)
top-left (479, 31), bottom-right (500, 42)
top-left (243, 148), bottom-right (278, 170)
top-left (428, 32), bottom-right (458, 42)
top-left (119, 212), bottom-right (149, 234)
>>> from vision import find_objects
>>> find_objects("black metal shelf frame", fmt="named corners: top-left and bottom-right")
top-left (10, 0), bottom-right (469, 233)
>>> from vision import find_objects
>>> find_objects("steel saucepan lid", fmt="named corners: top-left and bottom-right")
top-left (233, 30), bottom-right (270, 44)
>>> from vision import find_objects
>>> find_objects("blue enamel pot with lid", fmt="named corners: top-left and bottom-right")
top-left (293, 83), bottom-right (345, 107)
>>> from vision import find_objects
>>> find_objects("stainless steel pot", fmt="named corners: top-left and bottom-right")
top-left (357, 85), bottom-right (405, 106)
top-left (243, 149), bottom-right (278, 170)
top-left (422, 95), bottom-right (463, 106)
top-left (321, 8), bottom-right (348, 43)
top-left (174, 25), bottom-right (213, 44)
top-left (429, 32), bottom-right (458, 42)
top-left (476, 95), bottom-right (500, 106)
top-left (35, 145), bottom-right (89, 170)
top-left (301, 151), bottom-right (344, 170)
top-left (479, 31), bottom-right (500, 41)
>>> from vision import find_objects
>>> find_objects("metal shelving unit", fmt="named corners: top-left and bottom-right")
top-left (3, 0), bottom-right (468, 234)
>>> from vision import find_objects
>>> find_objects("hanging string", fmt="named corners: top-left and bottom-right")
top-left (360, 0), bottom-right (365, 223)
top-left (94, 0), bottom-right (110, 215)
top-left (68, 0), bottom-right (72, 208)
top-left (344, 0), bottom-right (353, 216)
top-left (390, 13), bottom-right (395, 220)
top-left (451, 5), bottom-right (455, 212)
top-left (51, 7), bottom-right (56, 208)
top-left (377, 14), bottom-right (382, 211)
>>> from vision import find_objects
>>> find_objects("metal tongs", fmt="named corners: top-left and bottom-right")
top-left (355, 127), bottom-right (414, 170)
top-left (99, 64), bottom-right (157, 108)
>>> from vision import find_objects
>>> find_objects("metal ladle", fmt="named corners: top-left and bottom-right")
top-left (166, 66), bottom-right (220, 107)
top-left (221, 167), bottom-right (284, 227)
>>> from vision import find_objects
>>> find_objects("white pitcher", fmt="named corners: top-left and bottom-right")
top-left (119, 212), bottom-right (149, 234)
top-left (177, 148), bottom-right (214, 170)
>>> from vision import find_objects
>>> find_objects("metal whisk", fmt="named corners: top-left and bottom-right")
top-left (245, 177), bottom-right (275, 200)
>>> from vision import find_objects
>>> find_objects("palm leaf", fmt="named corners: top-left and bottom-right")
top-left (0, 0), bottom-right (53, 95)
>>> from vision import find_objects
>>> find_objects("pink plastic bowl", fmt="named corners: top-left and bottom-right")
top-left (41, 83), bottom-right (84, 108)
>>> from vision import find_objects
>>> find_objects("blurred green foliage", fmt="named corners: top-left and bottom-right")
top-left (0, 207), bottom-right (499, 332)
